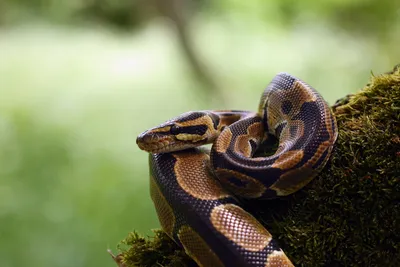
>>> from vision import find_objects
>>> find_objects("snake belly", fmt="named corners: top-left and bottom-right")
top-left (137, 73), bottom-right (338, 267)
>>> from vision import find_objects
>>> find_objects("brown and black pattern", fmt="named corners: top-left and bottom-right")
top-left (137, 72), bottom-right (337, 266)
top-left (210, 73), bottom-right (337, 198)
top-left (149, 149), bottom-right (294, 267)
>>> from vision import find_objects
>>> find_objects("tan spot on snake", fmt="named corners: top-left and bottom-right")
top-left (149, 175), bottom-right (175, 237)
top-left (271, 150), bottom-right (304, 170)
top-left (324, 106), bottom-right (338, 144)
top-left (235, 135), bottom-right (254, 157)
top-left (214, 128), bottom-right (233, 153)
top-left (149, 126), bottom-right (171, 133)
top-left (291, 80), bottom-right (317, 103)
top-left (265, 250), bottom-right (294, 267)
top-left (174, 152), bottom-right (229, 200)
top-left (234, 121), bottom-right (264, 157)
top-left (215, 168), bottom-right (266, 198)
top-left (270, 167), bottom-right (316, 196)
top-left (210, 204), bottom-right (272, 252)
top-left (178, 225), bottom-right (224, 267)
top-left (219, 113), bottom-right (243, 127)
top-left (175, 115), bottom-right (215, 142)
top-left (270, 140), bottom-right (332, 196)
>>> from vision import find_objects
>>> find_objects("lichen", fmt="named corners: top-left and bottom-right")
top-left (112, 65), bottom-right (400, 267)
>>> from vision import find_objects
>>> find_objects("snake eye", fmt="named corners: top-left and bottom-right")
top-left (170, 125), bottom-right (181, 135)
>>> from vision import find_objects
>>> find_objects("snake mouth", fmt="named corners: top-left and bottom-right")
top-left (136, 133), bottom-right (171, 153)
top-left (136, 131), bottom-right (196, 153)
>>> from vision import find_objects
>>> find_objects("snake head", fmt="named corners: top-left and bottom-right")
top-left (136, 111), bottom-right (219, 153)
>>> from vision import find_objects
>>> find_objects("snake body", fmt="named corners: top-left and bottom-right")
top-left (137, 73), bottom-right (338, 267)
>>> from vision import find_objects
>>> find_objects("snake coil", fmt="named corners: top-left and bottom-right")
top-left (137, 73), bottom-right (338, 267)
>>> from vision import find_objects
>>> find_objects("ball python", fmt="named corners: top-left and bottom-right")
top-left (136, 73), bottom-right (338, 267)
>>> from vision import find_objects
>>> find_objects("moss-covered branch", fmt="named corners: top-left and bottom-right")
top-left (111, 65), bottom-right (400, 267)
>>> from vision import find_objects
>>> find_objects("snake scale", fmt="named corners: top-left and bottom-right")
top-left (136, 73), bottom-right (338, 267)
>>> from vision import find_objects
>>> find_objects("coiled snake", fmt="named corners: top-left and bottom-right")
top-left (136, 73), bottom-right (338, 267)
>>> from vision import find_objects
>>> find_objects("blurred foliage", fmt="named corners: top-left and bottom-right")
top-left (79, 1), bottom-right (146, 29)
top-left (2, 0), bottom-right (399, 37)
top-left (0, 1), bottom-right (399, 267)
top-left (1, 0), bottom-right (148, 28)
top-left (0, 109), bottom-right (149, 267)
top-left (212, 0), bottom-right (400, 34)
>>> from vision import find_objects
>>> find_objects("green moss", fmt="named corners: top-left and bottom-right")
top-left (110, 230), bottom-right (195, 267)
top-left (113, 66), bottom-right (400, 267)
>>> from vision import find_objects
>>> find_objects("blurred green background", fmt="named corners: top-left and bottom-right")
top-left (0, 1), bottom-right (399, 266)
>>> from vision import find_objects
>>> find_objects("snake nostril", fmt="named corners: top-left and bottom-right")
top-left (136, 134), bottom-right (142, 144)
top-left (137, 131), bottom-right (157, 146)
top-left (136, 132), bottom-right (148, 145)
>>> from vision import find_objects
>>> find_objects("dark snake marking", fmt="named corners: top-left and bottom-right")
top-left (137, 72), bottom-right (338, 267)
